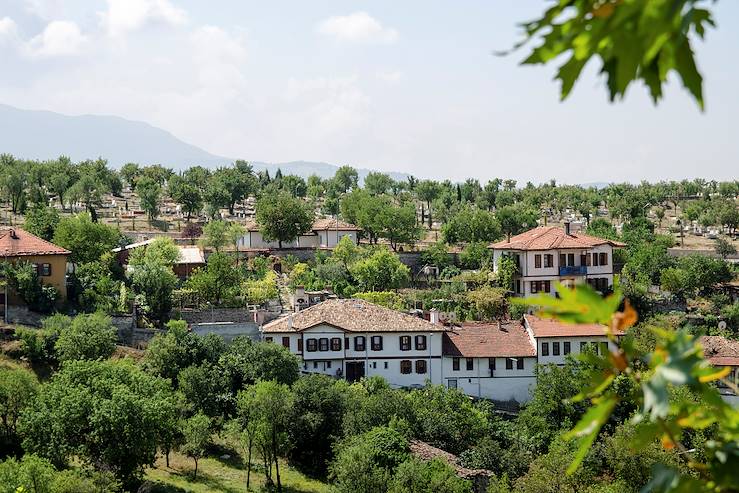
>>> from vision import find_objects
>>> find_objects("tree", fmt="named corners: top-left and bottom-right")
top-left (333, 166), bottom-right (359, 193)
top-left (185, 252), bottom-right (242, 306)
top-left (23, 205), bottom-right (60, 241)
top-left (466, 286), bottom-right (508, 320)
top-left (230, 387), bottom-right (261, 489)
top-left (0, 367), bottom-right (38, 451)
top-left (421, 241), bottom-right (453, 270)
top-left (168, 174), bottom-right (203, 220)
top-left (136, 177), bottom-right (161, 224)
top-left (251, 380), bottom-right (294, 492)
top-left (20, 360), bottom-right (177, 487)
top-left (497, 205), bottom-right (539, 241)
top-left (219, 338), bottom-right (300, 392)
top-left (143, 320), bottom-right (204, 385)
top-left (130, 258), bottom-right (178, 327)
top-left (0, 154), bottom-right (28, 214)
top-left (55, 313), bottom-right (117, 362)
top-left (119, 163), bottom-right (141, 190)
top-left (66, 173), bottom-right (106, 222)
top-left (365, 172), bottom-right (394, 196)
top-left (53, 214), bottom-right (122, 265)
top-left (442, 206), bottom-right (501, 244)
top-left (379, 203), bottom-right (422, 251)
top-left (199, 219), bottom-right (229, 252)
top-left (255, 192), bottom-right (313, 248)
top-left (416, 180), bottom-right (441, 228)
top-left (212, 161), bottom-right (256, 215)
top-left (389, 458), bottom-right (472, 493)
top-left (181, 412), bottom-right (211, 479)
top-left (715, 237), bottom-right (737, 259)
top-left (510, 0), bottom-right (715, 110)
top-left (350, 249), bottom-right (410, 292)
top-left (459, 242), bottom-right (492, 269)
top-left (179, 363), bottom-right (230, 417)
top-left (226, 222), bottom-right (246, 264)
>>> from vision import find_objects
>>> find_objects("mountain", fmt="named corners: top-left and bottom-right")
top-left (0, 104), bottom-right (409, 182)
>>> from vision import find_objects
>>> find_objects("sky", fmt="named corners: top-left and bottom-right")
top-left (0, 0), bottom-right (737, 184)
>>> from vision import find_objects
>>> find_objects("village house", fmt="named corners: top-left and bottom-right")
top-left (113, 238), bottom-right (206, 279)
top-left (0, 227), bottom-right (70, 305)
top-left (238, 218), bottom-right (360, 250)
top-left (700, 335), bottom-right (739, 406)
top-left (490, 224), bottom-right (625, 297)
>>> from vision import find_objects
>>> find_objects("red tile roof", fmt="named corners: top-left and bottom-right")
top-left (700, 336), bottom-right (739, 367)
top-left (490, 226), bottom-right (625, 251)
top-left (524, 314), bottom-right (622, 338)
top-left (443, 321), bottom-right (536, 358)
top-left (0, 228), bottom-right (70, 257)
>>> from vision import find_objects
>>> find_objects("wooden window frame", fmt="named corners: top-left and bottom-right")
top-left (517, 358), bottom-right (524, 370)
top-left (399, 335), bottom-right (411, 351)
top-left (466, 358), bottom-right (474, 371)
top-left (306, 338), bottom-right (317, 352)
top-left (541, 342), bottom-right (549, 356)
top-left (415, 335), bottom-right (427, 351)
top-left (319, 338), bottom-right (329, 351)
top-left (371, 335), bottom-right (383, 351)
top-left (552, 341), bottom-right (560, 356)
top-left (534, 254), bottom-right (542, 268)
top-left (452, 357), bottom-right (460, 371)
top-left (505, 358), bottom-right (513, 370)
top-left (563, 341), bottom-right (571, 355)
top-left (331, 337), bottom-right (342, 351)
top-left (400, 360), bottom-right (412, 374)
top-left (354, 336), bottom-right (366, 352)
top-left (282, 336), bottom-right (290, 349)
top-left (415, 360), bottom-right (427, 374)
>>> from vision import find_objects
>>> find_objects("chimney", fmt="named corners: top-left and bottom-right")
top-left (564, 222), bottom-right (571, 236)
top-left (429, 308), bottom-right (439, 325)
top-left (9, 229), bottom-right (17, 239)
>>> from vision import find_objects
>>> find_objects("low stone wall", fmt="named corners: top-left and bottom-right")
top-left (180, 307), bottom-right (256, 325)
top-left (5, 305), bottom-right (44, 327)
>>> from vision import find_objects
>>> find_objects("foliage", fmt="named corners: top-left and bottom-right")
top-left (442, 206), bottom-right (501, 244)
top-left (55, 312), bottom-right (117, 362)
top-left (510, 0), bottom-right (715, 109)
top-left (178, 362), bottom-right (231, 418)
top-left (23, 205), bottom-right (60, 241)
top-left (714, 237), bottom-right (737, 259)
top-left (180, 412), bottom-right (211, 479)
top-left (242, 270), bottom-right (278, 305)
top-left (466, 286), bottom-right (508, 321)
top-left (53, 214), bottom-right (122, 265)
top-left (20, 359), bottom-right (177, 487)
top-left (131, 259), bottom-right (177, 327)
top-left (349, 249), bottom-right (410, 292)
top-left (660, 254), bottom-right (733, 299)
top-left (354, 291), bottom-right (406, 310)
top-left (143, 319), bottom-right (209, 385)
top-left (219, 338), bottom-right (299, 393)
top-left (136, 177), bottom-right (161, 222)
top-left (2, 262), bottom-right (59, 313)
top-left (0, 367), bottom-right (38, 452)
top-left (459, 242), bottom-right (492, 269)
top-left (586, 218), bottom-right (618, 241)
top-left (199, 220), bottom-right (229, 252)
top-left (389, 458), bottom-right (472, 493)
top-left (421, 241), bottom-right (453, 270)
top-left (128, 237), bottom-right (180, 268)
top-left (497, 205), bottom-right (538, 240)
top-left (185, 252), bottom-right (243, 306)
top-left (256, 192), bottom-right (313, 248)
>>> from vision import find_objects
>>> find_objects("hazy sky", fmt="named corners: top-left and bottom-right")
top-left (1, 0), bottom-right (737, 183)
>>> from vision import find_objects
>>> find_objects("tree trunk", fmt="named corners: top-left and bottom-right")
top-left (246, 439), bottom-right (253, 489)
top-left (193, 457), bottom-right (198, 479)
top-left (273, 428), bottom-right (282, 492)
top-left (278, 240), bottom-right (283, 249)
top-left (165, 447), bottom-right (170, 468)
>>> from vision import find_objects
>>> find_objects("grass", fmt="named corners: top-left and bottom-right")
top-left (143, 443), bottom-right (331, 493)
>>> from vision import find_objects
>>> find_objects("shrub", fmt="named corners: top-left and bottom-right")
top-left (55, 313), bottom-right (117, 362)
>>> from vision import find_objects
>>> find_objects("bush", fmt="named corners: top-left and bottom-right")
top-left (3, 262), bottom-right (59, 313)
top-left (459, 242), bottom-right (492, 269)
top-left (242, 270), bottom-right (278, 305)
top-left (55, 313), bottom-right (117, 362)
top-left (466, 286), bottom-right (508, 320)
top-left (354, 291), bottom-right (406, 310)
top-left (389, 458), bottom-right (472, 493)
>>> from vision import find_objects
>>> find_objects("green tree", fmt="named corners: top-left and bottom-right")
top-left (20, 360), bottom-right (177, 487)
top-left (168, 174), bottom-right (203, 220)
top-left (0, 367), bottom-right (38, 450)
top-left (54, 313), bottom-right (117, 362)
top-left (179, 363), bottom-right (230, 417)
top-left (199, 219), bottom-right (229, 252)
top-left (251, 380), bottom-right (294, 492)
top-left (23, 205), bottom-right (60, 241)
top-left (497, 205), bottom-right (538, 241)
top-left (349, 249), bottom-right (410, 291)
top-left (130, 259), bottom-right (177, 327)
top-left (180, 412), bottom-right (211, 479)
top-left (53, 214), bottom-right (122, 265)
top-left (416, 180), bottom-right (441, 228)
top-left (119, 163), bottom-right (141, 190)
top-left (466, 286), bottom-right (508, 320)
top-left (364, 172), bottom-right (394, 196)
top-left (255, 192), bottom-right (313, 248)
top-left (380, 203), bottom-right (422, 251)
top-left (219, 338), bottom-right (300, 392)
top-left (333, 166), bottom-right (359, 193)
top-left (389, 458), bottom-right (472, 493)
top-left (459, 242), bottom-right (492, 269)
top-left (143, 320), bottom-right (203, 385)
top-left (136, 177), bottom-right (161, 224)
top-left (185, 252), bottom-right (242, 306)
top-left (442, 206), bottom-right (501, 244)
top-left (714, 237), bottom-right (737, 259)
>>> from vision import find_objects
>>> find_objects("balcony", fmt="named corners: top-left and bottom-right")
top-left (559, 265), bottom-right (587, 276)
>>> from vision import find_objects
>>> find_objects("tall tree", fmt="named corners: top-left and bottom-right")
top-left (255, 192), bottom-right (313, 248)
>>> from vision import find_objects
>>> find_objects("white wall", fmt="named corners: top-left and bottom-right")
top-left (317, 230), bottom-right (358, 248)
top-left (239, 231), bottom-right (320, 249)
top-left (441, 356), bottom-right (537, 402)
top-left (536, 336), bottom-right (619, 366)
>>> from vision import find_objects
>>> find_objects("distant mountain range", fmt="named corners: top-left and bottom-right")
top-left (0, 103), bottom-right (409, 182)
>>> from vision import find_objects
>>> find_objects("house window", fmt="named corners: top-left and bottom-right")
top-left (326, 361), bottom-right (332, 369)
top-left (531, 281), bottom-right (539, 294)
top-left (415, 335), bottom-right (427, 351)
top-left (553, 342), bottom-right (560, 356)
top-left (39, 263), bottom-right (51, 276)
top-left (543, 280), bottom-right (551, 293)
top-left (384, 361), bottom-right (388, 369)
top-left (371, 336), bottom-right (383, 351)
top-left (534, 254), bottom-right (542, 268)
top-left (505, 358), bottom-right (513, 370)
top-left (448, 379), bottom-right (458, 389)
top-left (580, 342), bottom-right (588, 352)
top-left (355, 336), bottom-right (366, 351)
top-left (345, 337), bottom-right (350, 349)
top-left (580, 254), bottom-right (588, 267)
top-left (517, 358), bottom-right (524, 370)
top-left (319, 338), bottom-right (329, 351)
top-left (306, 338), bottom-right (317, 352)
top-left (452, 357), bottom-right (460, 371)
top-left (265, 337), bottom-right (273, 342)
top-left (331, 338), bottom-right (342, 351)
top-left (313, 361), bottom-right (318, 369)
top-left (563, 342), bottom-right (571, 355)
top-left (489, 358), bottom-right (496, 371)
top-left (297, 339), bottom-right (303, 352)
top-left (567, 253), bottom-right (575, 266)
top-left (466, 358), bottom-right (474, 371)
top-left (399, 336), bottom-right (411, 351)
top-left (400, 360), bottom-right (412, 374)
top-left (559, 253), bottom-right (566, 267)
top-left (600, 342), bottom-right (609, 356)
top-left (372, 362), bottom-right (377, 369)
top-left (541, 342), bottom-right (549, 356)
top-left (544, 254), bottom-right (553, 268)
top-left (592, 252), bottom-right (599, 266)
top-left (515, 280), bottom-right (521, 294)
top-left (599, 252), bottom-right (608, 266)
top-left (415, 360), bottom-right (427, 374)
top-left (282, 337), bottom-right (290, 348)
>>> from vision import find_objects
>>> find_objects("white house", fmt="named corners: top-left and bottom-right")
top-left (490, 224), bottom-right (625, 297)
top-left (523, 314), bottom-right (624, 366)
top-left (238, 218), bottom-right (360, 250)
top-left (442, 321), bottom-right (537, 402)
top-left (261, 299), bottom-right (446, 387)
top-left (700, 335), bottom-right (739, 406)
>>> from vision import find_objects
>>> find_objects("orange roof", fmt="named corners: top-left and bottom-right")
top-left (443, 321), bottom-right (536, 358)
top-left (0, 228), bottom-right (70, 257)
top-left (700, 336), bottom-right (739, 367)
top-left (524, 314), bottom-right (622, 338)
top-left (490, 226), bottom-right (625, 251)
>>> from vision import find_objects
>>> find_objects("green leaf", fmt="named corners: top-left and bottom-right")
top-left (564, 394), bottom-right (618, 474)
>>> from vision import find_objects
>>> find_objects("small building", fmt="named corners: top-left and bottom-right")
top-left (490, 224), bottom-right (625, 297)
top-left (700, 335), bottom-right (739, 406)
top-left (524, 314), bottom-right (624, 366)
top-left (238, 218), bottom-right (360, 250)
top-left (442, 320), bottom-right (537, 402)
top-left (113, 238), bottom-right (205, 280)
top-left (0, 227), bottom-right (70, 302)
top-left (291, 285), bottom-right (336, 312)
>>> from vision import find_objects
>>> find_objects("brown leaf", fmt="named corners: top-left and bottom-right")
top-left (612, 300), bottom-right (638, 332)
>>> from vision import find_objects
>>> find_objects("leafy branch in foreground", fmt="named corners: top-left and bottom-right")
top-left (517, 283), bottom-right (739, 492)
top-left (505, 0), bottom-right (716, 110)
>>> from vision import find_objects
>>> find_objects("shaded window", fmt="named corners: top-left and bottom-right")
top-left (541, 342), bottom-right (549, 356)
top-left (313, 361), bottom-right (318, 369)
top-left (265, 337), bottom-right (273, 342)
top-left (399, 336), bottom-right (411, 351)
top-left (489, 358), bottom-right (496, 371)
top-left (371, 336), bottom-right (383, 351)
top-left (559, 253), bottom-right (566, 267)
top-left (466, 358), bottom-right (474, 371)
top-left (506, 358), bottom-right (513, 370)
top-left (534, 254), bottom-right (541, 268)
top-left (517, 358), bottom-right (524, 370)
top-left (384, 361), bottom-right (388, 369)
top-left (567, 253), bottom-right (575, 266)
top-left (331, 338), bottom-right (342, 351)
top-left (39, 263), bottom-right (51, 276)
top-left (400, 360), bottom-right (412, 374)
top-left (354, 336), bottom-right (366, 351)
top-left (415, 360), bottom-right (427, 374)
top-left (600, 342), bottom-right (609, 356)
top-left (544, 254), bottom-right (553, 268)
top-left (415, 335), bottom-right (427, 351)
top-left (297, 339), bottom-right (303, 352)
top-left (319, 338), bottom-right (329, 351)
top-left (592, 252), bottom-right (599, 266)
top-left (306, 338), bottom-right (317, 352)
top-left (282, 337), bottom-right (290, 348)
top-left (326, 361), bottom-right (332, 369)
top-left (531, 281), bottom-right (539, 294)
top-left (563, 342), bottom-right (571, 355)
top-left (448, 379), bottom-right (457, 389)
top-left (452, 358), bottom-right (460, 371)
top-left (599, 252), bottom-right (608, 266)
top-left (552, 342), bottom-right (560, 356)
top-left (543, 280), bottom-right (551, 293)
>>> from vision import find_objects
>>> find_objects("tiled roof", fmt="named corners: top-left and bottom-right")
top-left (443, 321), bottom-right (535, 358)
top-left (243, 218), bottom-right (360, 232)
top-left (700, 336), bottom-right (739, 366)
top-left (262, 298), bottom-right (445, 333)
top-left (0, 228), bottom-right (70, 257)
top-left (490, 226), bottom-right (625, 251)
top-left (409, 440), bottom-right (491, 479)
top-left (524, 314), bottom-right (623, 338)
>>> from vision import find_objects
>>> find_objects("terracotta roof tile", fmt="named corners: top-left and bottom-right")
top-left (262, 298), bottom-right (445, 333)
top-left (443, 321), bottom-right (536, 357)
top-left (524, 314), bottom-right (622, 338)
top-left (0, 228), bottom-right (70, 257)
top-left (700, 336), bottom-right (739, 366)
top-left (490, 226), bottom-right (625, 251)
